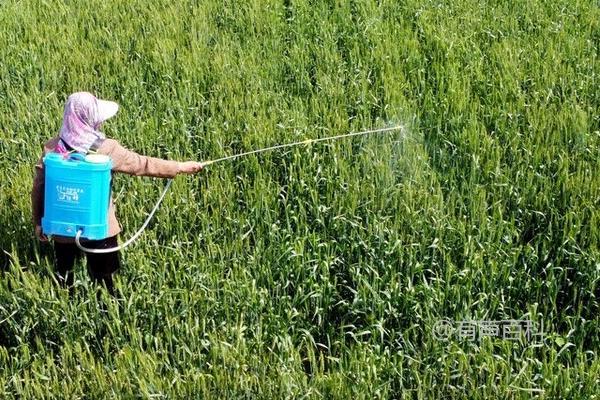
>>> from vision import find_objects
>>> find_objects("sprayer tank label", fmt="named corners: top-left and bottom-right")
top-left (56, 185), bottom-right (84, 203)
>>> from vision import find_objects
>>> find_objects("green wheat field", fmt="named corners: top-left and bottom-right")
top-left (0, 0), bottom-right (598, 398)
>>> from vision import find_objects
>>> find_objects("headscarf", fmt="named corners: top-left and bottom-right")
top-left (56, 92), bottom-right (119, 154)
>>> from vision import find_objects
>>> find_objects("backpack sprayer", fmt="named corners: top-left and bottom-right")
top-left (41, 125), bottom-right (403, 254)
top-left (42, 152), bottom-right (113, 240)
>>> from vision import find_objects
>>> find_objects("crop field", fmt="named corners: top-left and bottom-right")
top-left (0, 0), bottom-right (598, 398)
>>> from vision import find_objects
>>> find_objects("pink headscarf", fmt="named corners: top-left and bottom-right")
top-left (56, 92), bottom-right (119, 154)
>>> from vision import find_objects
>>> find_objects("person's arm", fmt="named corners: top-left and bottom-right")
top-left (32, 154), bottom-right (48, 241)
top-left (101, 139), bottom-right (202, 177)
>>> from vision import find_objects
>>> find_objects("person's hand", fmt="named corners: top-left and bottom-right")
top-left (178, 161), bottom-right (204, 175)
top-left (35, 225), bottom-right (48, 242)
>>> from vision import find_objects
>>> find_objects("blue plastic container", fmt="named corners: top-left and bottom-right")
top-left (41, 152), bottom-right (113, 240)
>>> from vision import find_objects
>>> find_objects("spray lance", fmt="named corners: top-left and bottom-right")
top-left (67, 125), bottom-right (403, 253)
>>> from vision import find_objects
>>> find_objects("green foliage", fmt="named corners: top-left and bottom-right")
top-left (0, 0), bottom-right (598, 398)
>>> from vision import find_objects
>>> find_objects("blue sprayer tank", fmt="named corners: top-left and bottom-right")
top-left (41, 152), bottom-right (112, 240)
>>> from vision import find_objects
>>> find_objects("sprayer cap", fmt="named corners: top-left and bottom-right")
top-left (85, 154), bottom-right (110, 164)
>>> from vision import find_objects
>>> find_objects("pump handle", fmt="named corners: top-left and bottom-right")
top-left (67, 152), bottom-right (86, 162)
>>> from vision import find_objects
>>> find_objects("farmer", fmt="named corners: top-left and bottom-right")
top-left (31, 91), bottom-right (203, 295)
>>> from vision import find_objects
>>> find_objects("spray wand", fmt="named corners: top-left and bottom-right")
top-left (75, 125), bottom-right (403, 253)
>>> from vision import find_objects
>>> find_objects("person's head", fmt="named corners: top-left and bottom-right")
top-left (56, 92), bottom-right (119, 154)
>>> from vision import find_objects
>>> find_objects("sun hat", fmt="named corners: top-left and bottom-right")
top-left (96, 98), bottom-right (119, 123)
top-left (56, 92), bottom-right (119, 154)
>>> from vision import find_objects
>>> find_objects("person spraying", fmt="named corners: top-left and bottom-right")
top-left (31, 92), bottom-right (203, 295)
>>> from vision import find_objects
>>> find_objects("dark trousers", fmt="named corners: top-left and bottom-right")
top-left (54, 235), bottom-right (120, 296)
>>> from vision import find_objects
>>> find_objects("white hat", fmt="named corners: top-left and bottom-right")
top-left (96, 98), bottom-right (119, 122)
